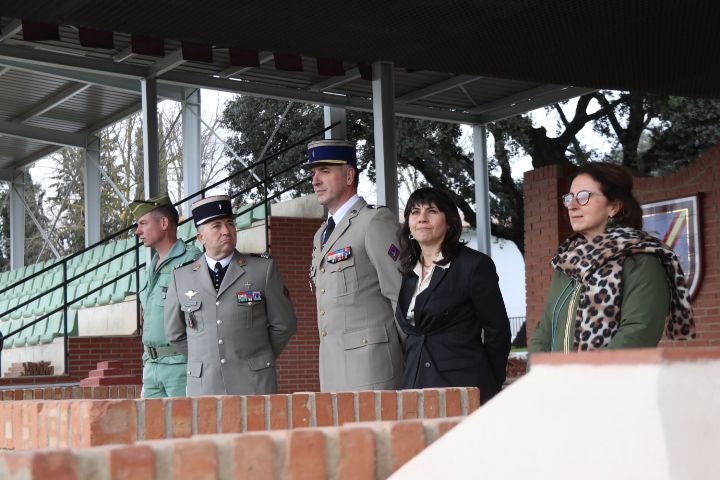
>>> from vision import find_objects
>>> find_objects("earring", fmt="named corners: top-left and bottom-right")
top-left (409, 234), bottom-right (415, 240)
top-left (607, 215), bottom-right (617, 229)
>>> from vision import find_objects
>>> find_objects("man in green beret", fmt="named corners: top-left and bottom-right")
top-left (129, 193), bottom-right (202, 397)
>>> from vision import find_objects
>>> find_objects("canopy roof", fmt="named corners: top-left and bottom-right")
top-left (0, 1), bottom-right (717, 173)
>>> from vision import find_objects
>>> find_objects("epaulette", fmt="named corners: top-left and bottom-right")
top-left (250, 252), bottom-right (272, 259)
top-left (174, 259), bottom-right (196, 269)
top-left (366, 204), bottom-right (386, 210)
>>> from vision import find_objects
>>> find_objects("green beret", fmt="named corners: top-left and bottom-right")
top-left (128, 193), bottom-right (173, 220)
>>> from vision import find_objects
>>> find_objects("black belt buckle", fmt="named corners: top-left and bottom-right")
top-left (147, 346), bottom-right (158, 359)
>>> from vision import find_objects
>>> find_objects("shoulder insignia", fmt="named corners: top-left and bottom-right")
top-left (366, 204), bottom-right (386, 210)
top-left (174, 259), bottom-right (197, 270)
top-left (250, 252), bottom-right (271, 259)
top-left (236, 257), bottom-right (247, 266)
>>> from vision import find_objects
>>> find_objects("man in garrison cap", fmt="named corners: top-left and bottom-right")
top-left (129, 193), bottom-right (202, 398)
top-left (164, 195), bottom-right (297, 395)
top-left (307, 140), bottom-right (404, 392)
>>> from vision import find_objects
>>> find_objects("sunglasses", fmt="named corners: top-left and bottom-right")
top-left (561, 190), bottom-right (596, 207)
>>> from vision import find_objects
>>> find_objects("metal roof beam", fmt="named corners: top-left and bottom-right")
top-left (113, 47), bottom-right (135, 63)
top-left (467, 85), bottom-right (597, 115)
top-left (12, 82), bottom-right (91, 123)
top-left (147, 49), bottom-right (186, 79)
top-left (217, 53), bottom-right (274, 78)
top-left (0, 120), bottom-right (94, 148)
top-left (0, 19), bottom-right (21, 43)
top-left (396, 74), bottom-right (481, 104)
top-left (160, 70), bottom-right (483, 124)
top-left (308, 67), bottom-right (362, 92)
top-left (0, 46), bottom-right (183, 100)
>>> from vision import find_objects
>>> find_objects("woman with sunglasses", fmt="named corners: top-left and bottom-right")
top-left (529, 162), bottom-right (695, 353)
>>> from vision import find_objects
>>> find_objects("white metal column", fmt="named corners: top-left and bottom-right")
top-left (323, 106), bottom-right (347, 139)
top-left (472, 124), bottom-right (491, 255)
top-left (9, 171), bottom-right (25, 269)
top-left (84, 137), bottom-right (102, 247)
top-left (371, 61), bottom-right (398, 214)
top-left (182, 88), bottom-right (202, 217)
top-left (141, 78), bottom-right (160, 199)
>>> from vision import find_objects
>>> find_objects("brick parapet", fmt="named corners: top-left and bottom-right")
top-left (0, 387), bottom-right (479, 451)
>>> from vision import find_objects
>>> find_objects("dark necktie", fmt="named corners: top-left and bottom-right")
top-left (322, 217), bottom-right (335, 246)
top-left (213, 262), bottom-right (224, 291)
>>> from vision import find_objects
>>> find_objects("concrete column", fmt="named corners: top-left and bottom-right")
top-left (472, 124), bottom-right (491, 255)
top-left (8, 171), bottom-right (25, 269)
top-left (141, 78), bottom-right (160, 199)
top-left (182, 88), bottom-right (202, 217)
top-left (84, 137), bottom-right (102, 247)
top-left (323, 106), bottom-right (347, 139)
top-left (371, 61), bottom-right (398, 214)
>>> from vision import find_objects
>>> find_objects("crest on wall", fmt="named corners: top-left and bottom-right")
top-left (641, 194), bottom-right (702, 298)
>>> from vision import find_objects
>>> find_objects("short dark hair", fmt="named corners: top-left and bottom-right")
top-left (398, 187), bottom-right (464, 275)
top-left (151, 204), bottom-right (179, 226)
top-left (571, 162), bottom-right (643, 229)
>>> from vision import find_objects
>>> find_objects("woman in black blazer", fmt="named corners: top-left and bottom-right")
top-left (396, 187), bottom-right (511, 404)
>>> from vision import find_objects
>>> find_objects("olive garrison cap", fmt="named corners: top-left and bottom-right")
top-left (128, 193), bottom-right (173, 220)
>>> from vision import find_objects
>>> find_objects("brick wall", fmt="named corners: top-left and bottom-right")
top-left (524, 150), bottom-right (720, 346)
top-left (0, 336), bottom-right (143, 388)
top-left (269, 216), bottom-right (324, 393)
top-left (0, 416), bottom-right (461, 480)
top-left (0, 387), bottom-right (478, 450)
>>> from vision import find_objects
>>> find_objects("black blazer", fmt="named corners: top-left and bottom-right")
top-left (395, 246), bottom-right (511, 403)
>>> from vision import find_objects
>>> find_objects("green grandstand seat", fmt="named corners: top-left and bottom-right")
top-left (3, 318), bottom-right (24, 348)
top-left (81, 280), bottom-right (103, 307)
top-left (21, 296), bottom-right (42, 318)
top-left (12, 318), bottom-right (32, 347)
top-left (38, 312), bottom-right (62, 343)
top-left (26, 315), bottom-right (49, 345)
top-left (69, 282), bottom-right (89, 309)
top-left (7, 294), bottom-right (28, 319)
top-left (252, 204), bottom-right (266, 221)
top-left (111, 275), bottom-right (132, 302)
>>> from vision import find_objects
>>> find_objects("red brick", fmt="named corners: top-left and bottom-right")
top-left (169, 398), bottom-right (192, 438)
top-left (357, 391), bottom-right (376, 421)
top-left (338, 427), bottom-right (376, 480)
top-left (422, 389), bottom-right (440, 418)
top-left (220, 396), bottom-right (242, 433)
top-left (108, 444), bottom-right (156, 480)
top-left (287, 429), bottom-right (326, 480)
top-left (467, 388), bottom-right (481, 413)
top-left (389, 420), bottom-right (425, 473)
top-left (232, 433), bottom-right (277, 480)
top-left (196, 397), bottom-right (218, 434)
top-left (336, 392), bottom-right (355, 425)
top-left (172, 439), bottom-right (218, 480)
top-left (379, 391), bottom-right (398, 420)
top-left (400, 391), bottom-right (419, 420)
top-left (445, 388), bottom-right (462, 417)
top-left (290, 393), bottom-right (311, 428)
top-left (80, 399), bottom-right (137, 446)
top-left (246, 395), bottom-right (266, 431)
top-left (269, 395), bottom-right (289, 430)
top-left (3, 450), bottom-right (77, 479)
top-left (315, 392), bottom-right (334, 427)
top-left (143, 398), bottom-right (166, 440)
top-left (437, 418), bottom-right (461, 437)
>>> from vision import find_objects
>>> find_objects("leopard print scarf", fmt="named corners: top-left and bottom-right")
top-left (552, 227), bottom-right (695, 350)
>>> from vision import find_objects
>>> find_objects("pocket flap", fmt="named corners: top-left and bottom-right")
top-left (180, 301), bottom-right (201, 312)
top-left (248, 351), bottom-right (276, 371)
top-left (343, 325), bottom-right (389, 350)
top-left (331, 256), bottom-right (355, 271)
top-left (186, 362), bottom-right (203, 378)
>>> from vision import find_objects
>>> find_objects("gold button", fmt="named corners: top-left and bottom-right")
top-left (320, 310), bottom-right (325, 316)
top-left (320, 288), bottom-right (325, 294)
top-left (266, 361), bottom-right (271, 367)
top-left (321, 330), bottom-right (327, 337)
top-left (220, 359), bottom-right (226, 364)
top-left (218, 339), bottom-right (223, 344)
top-left (215, 301), bottom-right (221, 306)
top-left (320, 268), bottom-right (325, 273)
top-left (217, 319), bottom-right (222, 325)
top-left (362, 339), bottom-right (368, 345)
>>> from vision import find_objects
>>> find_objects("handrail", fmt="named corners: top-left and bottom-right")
top-left (0, 122), bottom-right (334, 376)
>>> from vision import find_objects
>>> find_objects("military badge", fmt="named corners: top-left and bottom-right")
top-left (387, 243), bottom-right (400, 261)
top-left (327, 246), bottom-right (352, 264)
top-left (184, 290), bottom-right (198, 299)
top-left (237, 290), bottom-right (264, 304)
